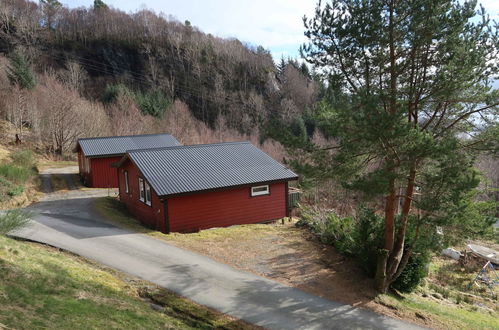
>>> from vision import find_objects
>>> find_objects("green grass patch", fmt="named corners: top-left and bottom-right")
top-left (0, 235), bottom-right (256, 329)
top-left (0, 164), bottom-right (32, 184)
top-left (11, 149), bottom-right (36, 168)
top-left (0, 149), bottom-right (37, 205)
top-left (377, 293), bottom-right (498, 329)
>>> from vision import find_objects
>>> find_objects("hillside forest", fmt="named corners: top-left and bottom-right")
top-left (1, 0), bottom-right (498, 294)
top-left (0, 0), bottom-right (320, 161)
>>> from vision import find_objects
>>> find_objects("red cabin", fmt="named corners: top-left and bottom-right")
top-left (113, 142), bottom-right (298, 233)
top-left (74, 133), bottom-right (180, 188)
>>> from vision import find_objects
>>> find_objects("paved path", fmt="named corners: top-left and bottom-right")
top-left (13, 190), bottom-right (423, 330)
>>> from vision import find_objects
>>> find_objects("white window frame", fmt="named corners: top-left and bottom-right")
top-left (251, 185), bottom-right (270, 197)
top-left (124, 170), bottom-right (129, 193)
top-left (138, 177), bottom-right (145, 202)
top-left (144, 181), bottom-right (152, 206)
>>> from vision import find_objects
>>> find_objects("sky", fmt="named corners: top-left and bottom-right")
top-left (64, 0), bottom-right (498, 61)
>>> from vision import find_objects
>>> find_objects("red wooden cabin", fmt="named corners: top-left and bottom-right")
top-left (74, 133), bottom-right (180, 188)
top-left (113, 142), bottom-right (298, 233)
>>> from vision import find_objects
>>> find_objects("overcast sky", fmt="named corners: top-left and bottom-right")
top-left (64, 0), bottom-right (498, 61)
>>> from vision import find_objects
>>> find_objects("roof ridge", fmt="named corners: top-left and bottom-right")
top-left (126, 141), bottom-right (250, 153)
top-left (78, 133), bottom-right (174, 141)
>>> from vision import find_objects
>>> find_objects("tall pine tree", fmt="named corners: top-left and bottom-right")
top-left (301, 0), bottom-right (498, 292)
top-left (7, 51), bottom-right (36, 90)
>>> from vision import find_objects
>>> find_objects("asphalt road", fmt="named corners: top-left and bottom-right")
top-left (13, 189), bottom-right (423, 330)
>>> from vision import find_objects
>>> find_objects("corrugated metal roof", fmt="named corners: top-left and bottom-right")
top-left (78, 133), bottom-right (180, 157)
top-left (127, 142), bottom-right (298, 197)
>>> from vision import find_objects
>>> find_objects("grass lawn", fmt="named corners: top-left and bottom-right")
top-left (0, 235), bottom-right (258, 330)
top-left (94, 196), bottom-right (499, 329)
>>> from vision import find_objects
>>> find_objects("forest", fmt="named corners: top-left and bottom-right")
top-left (0, 0), bottom-right (318, 159)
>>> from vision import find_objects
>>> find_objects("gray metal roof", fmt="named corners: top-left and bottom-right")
top-left (126, 142), bottom-right (298, 197)
top-left (78, 133), bottom-right (180, 157)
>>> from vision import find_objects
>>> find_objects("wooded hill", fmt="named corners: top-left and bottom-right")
top-left (0, 0), bottom-right (318, 155)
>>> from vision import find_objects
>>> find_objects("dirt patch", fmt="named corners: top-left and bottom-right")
top-left (166, 221), bottom-right (439, 328)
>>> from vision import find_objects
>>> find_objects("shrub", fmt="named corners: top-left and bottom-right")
top-left (102, 84), bottom-right (170, 117)
top-left (134, 90), bottom-right (170, 118)
top-left (101, 84), bottom-right (132, 103)
top-left (0, 209), bottom-right (31, 235)
top-left (8, 185), bottom-right (24, 197)
top-left (299, 206), bottom-right (430, 293)
top-left (391, 252), bottom-right (430, 293)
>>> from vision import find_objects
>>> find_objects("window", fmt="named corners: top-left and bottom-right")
top-left (138, 177), bottom-right (152, 206)
top-left (251, 185), bottom-right (269, 197)
top-left (138, 178), bottom-right (145, 202)
top-left (124, 171), bottom-right (129, 193)
top-left (144, 181), bottom-right (152, 206)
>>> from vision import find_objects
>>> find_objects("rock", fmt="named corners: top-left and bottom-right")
top-left (432, 293), bottom-right (442, 300)
top-left (150, 303), bottom-right (164, 312)
top-left (442, 247), bottom-right (462, 260)
top-left (415, 312), bottom-right (426, 320)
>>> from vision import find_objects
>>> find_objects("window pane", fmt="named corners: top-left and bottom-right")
top-left (251, 185), bottom-right (269, 196)
top-left (145, 182), bottom-right (151, 205)
top-left (139, 178), bottom-right (144, 201)
top-left (124, 171), bottom-right (129, 193)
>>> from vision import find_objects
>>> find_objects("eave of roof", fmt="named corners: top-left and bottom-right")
top-left (75, 133), bottom-right (180, 157)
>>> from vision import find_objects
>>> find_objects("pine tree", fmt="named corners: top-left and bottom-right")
top-left (7, 52), bottom-right (36, 90)
top-left (302, 0), bottom-right (499, 292)
top-left (277, 56), bottom-right (287, 76)
top-left (93, 0), bottom-right (108, 10)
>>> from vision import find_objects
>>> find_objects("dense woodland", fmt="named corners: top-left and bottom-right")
top-left (0, 0), bottom-right (318, 159)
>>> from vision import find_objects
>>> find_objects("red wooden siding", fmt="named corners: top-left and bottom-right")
top-left (118, 159), bottom-right (166, 232)
top-left (168, 183), bottom-right (287, 233)
top-left (89, 156), bottom-right (121, 188)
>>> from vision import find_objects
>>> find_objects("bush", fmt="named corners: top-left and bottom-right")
top-left (101, 84), bottom-right (132, 103)
top-left (0, 209), bottom-right (31, 235)
top-left (134, 90), bottom-right (170, 118)
top-left (391, 252), bottom-right (430, 293)
top-left (102, 84), bottom-right (170, 117)
top-left (299, 206), bottom-right (430, 292)
top-left (8, 185), bottom-right (24, 197)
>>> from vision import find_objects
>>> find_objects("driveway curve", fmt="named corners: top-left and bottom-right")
top-left (13, 191), bottom-right (423, 330)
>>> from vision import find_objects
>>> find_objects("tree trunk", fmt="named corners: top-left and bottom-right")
top-left (384, 177), bottom-right (397, 251)
top-left (387, 166), bottom-right (417, 279)
top-left (375, 249), bottom-right (390, 293)
top-left (375, 176), bottom-right (397, 292)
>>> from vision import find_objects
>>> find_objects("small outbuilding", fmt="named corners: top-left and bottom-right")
top-left (113, 142), bottom-right (298, 233)
top-left (75, 133), bottom-right (180, 188)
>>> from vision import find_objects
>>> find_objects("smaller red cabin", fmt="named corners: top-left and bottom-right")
top-left (74, 133), bottom-right (180, 188)
top-left (114, 142), bottom-right (298, 233)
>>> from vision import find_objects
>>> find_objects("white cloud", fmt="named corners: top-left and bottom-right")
top-left (63, 0), bottom-right (498, 59)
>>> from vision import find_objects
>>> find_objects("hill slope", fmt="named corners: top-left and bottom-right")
top-left (0, 235), bottom-right (257, 329)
